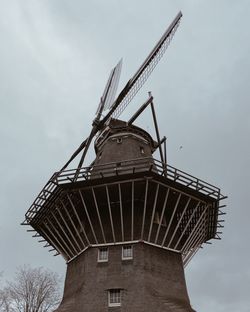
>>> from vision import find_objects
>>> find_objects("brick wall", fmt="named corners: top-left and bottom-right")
top-left (55, 243), bottom-right (195, 312)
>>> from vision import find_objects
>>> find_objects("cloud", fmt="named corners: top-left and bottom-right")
top-left (1, 1), bottom-right (249, 311)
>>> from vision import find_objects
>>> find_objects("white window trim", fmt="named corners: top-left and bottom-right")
top-left (122, 245), bottom-right (133, 260)
top-left (98, 247), bottom-right (108, 262)
top-left (108, 289), bottom-right (121, 307)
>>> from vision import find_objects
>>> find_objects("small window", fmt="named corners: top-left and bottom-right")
top-left (98, 247), bottom-right (108, 262)
top-left (122, 245), bottom-right (133, 260)
top-left (140, 146), bottom-right (145, 154)
top-left (108, 289), bottom-right (121, 307)
top-left (98, 151), bottom-right (102, 159)
top-left (117, 138), bottom-right (122, 144)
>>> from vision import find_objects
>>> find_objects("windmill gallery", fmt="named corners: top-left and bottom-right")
top-left (23, 12), bottom-right (226, 311)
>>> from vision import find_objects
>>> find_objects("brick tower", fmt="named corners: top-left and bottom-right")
top-left (23, 12), bottom-right (226, 312)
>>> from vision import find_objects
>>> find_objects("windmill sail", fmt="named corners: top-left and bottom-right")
top-left (59, 12), bottom-right (182, 173)
top-left (103, 11), bottom-right (182, 123)
top-left (95, 59), bottom-right (123, 116)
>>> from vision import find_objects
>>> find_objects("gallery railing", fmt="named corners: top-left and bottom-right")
top-left (24, 157), bottom-right (223, 222)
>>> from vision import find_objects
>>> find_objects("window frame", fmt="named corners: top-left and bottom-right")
top-left (108, 289), bottom-right (121, 307)
top-left (122, 245), bottom-right (133, 260)
top-left (98, 247), bottom-right (109, 262)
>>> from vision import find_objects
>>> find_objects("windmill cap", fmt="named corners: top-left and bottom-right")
top-left (94, 118), bottom-right (157, 153)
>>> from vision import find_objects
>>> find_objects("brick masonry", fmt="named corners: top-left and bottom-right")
top-left (55, 243), bottom-right (195, 312)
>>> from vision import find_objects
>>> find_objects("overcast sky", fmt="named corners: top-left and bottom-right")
top-left (1, 1), bottom-right (250, 311)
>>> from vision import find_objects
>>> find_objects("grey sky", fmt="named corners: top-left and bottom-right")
top-left (1, 1), bottom-right (250, 311)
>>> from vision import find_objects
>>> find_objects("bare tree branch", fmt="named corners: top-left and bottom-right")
top-left (0, 266), bottom-right (61, 312)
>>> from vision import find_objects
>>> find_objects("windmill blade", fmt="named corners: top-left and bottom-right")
top-left (103, 58), bottom-right (122, 111)
top-left (61, 60), bottom-right (123, 174)
top-left (95, 59), bottom-right (123, 117)
top-left (102, 11), bottom-right (182, 123)
top-left (60, 12), bottom-right (182, 175)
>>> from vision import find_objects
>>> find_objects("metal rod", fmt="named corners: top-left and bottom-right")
top-left (184, 246), bottom-right (200, 267)
top-left (189, 209), bottom-right (207, 251)
top-left (92, 188), bottom-right (106, 243)
top-left (58, 201), bottom-right (82, 252)
top-left (150, 102), bottom-right (165, 173)
top-left (128, 96), bottom-right (153, 125)
top-left (163, 137), bottom-right (167, 165)
top-left (154, 187), bottom-right (170, 244)
top-left (66, 246), bottom-right (89, 264)
top-left (118, 184), bottom-right (124, 242)
top-left (67, 194), bottom-right (89, 246)
top-left (144, 240), bottom-right (180, 254)
top-left (183, 221), bottom-right (205, 255)
top-left (75, 130), bottom-right (95, 180)
top-left (141, 179), bottom-right (149, 239)
top-left (51, 210), bottom-right (78, 255)
top-left (174, 201), bottom-right (201, 250)
top-left (105, 185), bottom-right (116, 243)
top-left (167, 197), bottom-right (191, 248)
top-left (63, 199), bottom-right (85, 250)
top-left (32, 233), bottom-right (40, 238)
top-left (184, 224), bottom-right (206, 259)
top-left (53, 252), bottom-right (60, 257)
top-left (60, 138), bottom-right (87, 172)
top-left (183, 236), bottom-right (204, 267)
top-left (79, 190), bottom-right (98, 244)
top-left (92, 240), bottom-right (140, 248)
top-left (219, 195), bottom-right (228, 201)
top-left (181, 205), bottom-right (208, 253)
top-left (148, 183), bottom-right (159, 242)
top-left (214, 234), bottom-right (221, 240)
top-left (184, 223), bottom-right (206, 257)
top-left (218, 211), bottom-right (226, 216)
top-left (155, 136), bottom-right (167, 149)
top-left (161, 192), bottom-right (182, 247)
top-left (44, 220), bottom-right (72, 259)
top-left (40, 227), bottom-right (67, 260)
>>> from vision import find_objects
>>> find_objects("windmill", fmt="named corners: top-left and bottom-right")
top-left (23, 11), bottom-right (226, 312)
